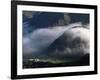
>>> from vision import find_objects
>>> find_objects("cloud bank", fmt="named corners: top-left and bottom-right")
top-left (23, 22), bottom-right (90, 59)
top-left (47, 26), bottom-right (89, 58)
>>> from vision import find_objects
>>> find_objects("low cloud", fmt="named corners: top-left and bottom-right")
top-left (47, 27), bottom-right (89, 57)
top-left (23, 22), bottom-right (90, 59)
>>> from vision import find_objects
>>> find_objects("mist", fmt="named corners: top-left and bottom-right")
top-left (23, 22), bottom-right (89, 59)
